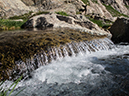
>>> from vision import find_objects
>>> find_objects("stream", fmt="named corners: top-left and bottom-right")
top-left (3, 40), bottom-right (129, 96)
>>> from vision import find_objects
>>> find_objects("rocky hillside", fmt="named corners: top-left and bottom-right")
top-left (0, 0), bottom-right (129, 21)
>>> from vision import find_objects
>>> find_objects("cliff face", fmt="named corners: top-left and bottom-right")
top-left (0, 0), bottom-right (129, 20)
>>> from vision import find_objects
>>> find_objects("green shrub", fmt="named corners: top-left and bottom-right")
top-left (55, 11), bottom-right (69, 16)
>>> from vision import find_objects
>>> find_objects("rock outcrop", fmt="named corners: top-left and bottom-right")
top-left (109, 16), bottom-right (129, 43)
top-left (100, 0), bottom-right (129, 15)
top-left (0, 0), bottom-right (37, 18)
top-left (21, 13), bottom-right (111, 38)
top-left (0, 0), bottom-right (129, 21)
top-left (86, 0), bottom-right (114, 21)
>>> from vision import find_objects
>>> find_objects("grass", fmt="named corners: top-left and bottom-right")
top-left (9, 11), bottom-right (33, 20)
top-left (0, 19), bottom-right (26, 30)
top-left (0, 76), bottom-right (24, 96)
top-left (91, 0), bottom-right (98, 4)
top-left (103, 4), bottom-right (129, 17)
top-left (29, 11), bottom-right (49, 18)
top-left (55, 11), bottom-right (69, 16)
top-left (9, 11), bottom-right (49, 20)
top-left (125, 5), bottom-right (129, 10)
top-left (0, 11), bottom-right (50, 31)
top-left (85, 15), bottom-right (112, 29)
top-left (81, 0), bottom-right (89, 5)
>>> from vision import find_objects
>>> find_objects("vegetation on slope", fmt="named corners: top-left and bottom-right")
top-left (0, 11), bottom-right (49, 31)
top-left (55, 11), bottom-right (69, 16)
top-left (103, 4), bottom-right (129, 17)
top-left (85, 15), bottom-right (112, 29)
top-left (81, 0), bottom-right (89, 5)
top-left (0, 19), bottom-right (26, 30)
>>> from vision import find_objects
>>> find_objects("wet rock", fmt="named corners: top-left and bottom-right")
top-left (109, 17), bottom-right (129, 43)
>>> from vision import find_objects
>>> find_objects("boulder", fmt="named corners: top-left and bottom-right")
top-left (109, 17), bottom-right (129, 43)
top-left (21, 13), bottom-right (111, 38)
top-left (21, 17), bottom-right (53, 29)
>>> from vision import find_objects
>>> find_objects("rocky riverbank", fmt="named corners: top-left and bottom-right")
top-left (0, 0), bottom-right (129, 80)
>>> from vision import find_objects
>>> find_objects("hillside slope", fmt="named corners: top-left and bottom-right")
top-left (0, 0), bottom-right (129, 20)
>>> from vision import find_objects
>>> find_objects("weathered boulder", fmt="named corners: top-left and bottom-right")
top-left (109, 16), bottom-right (129, 43)
top-left (21, 13), bottom-right (111, 38)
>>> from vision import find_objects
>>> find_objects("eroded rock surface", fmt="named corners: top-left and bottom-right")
top-left (0, 0), bottom-right (128, 20)
top-left (21, 13), bottom-right (111, 38)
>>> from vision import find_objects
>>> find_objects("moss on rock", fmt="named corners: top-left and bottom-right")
top-left (0, 28), bottom-right (106, 80)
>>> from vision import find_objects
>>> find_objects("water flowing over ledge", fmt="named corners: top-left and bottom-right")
top-left (3, 42), bottom-right (129, 96)
top-left (10, 37), bottom-right (115, 80)
top-left (0, 28), bottom-right (111, 80)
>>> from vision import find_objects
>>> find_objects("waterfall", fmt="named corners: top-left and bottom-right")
top-left (11, 38), bottom-right (115, 80)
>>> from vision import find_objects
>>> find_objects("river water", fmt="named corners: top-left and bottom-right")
top-left (3, 39), bottom-right (129, 96)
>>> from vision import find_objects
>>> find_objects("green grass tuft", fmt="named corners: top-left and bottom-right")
top-left (55, 11), bottom-right (69, 16)
top-left (30, 11), bottom-right (49, 18)
top-left (81, 0), bottom-right (90, 5)
top-left (91, 0), bottom-right (98, 4)
top-left (0, 76), bottom-right (24, 96)
top-left (9, 11), bottom-right (33, 20)
top-left (85, 15), bottom-right (112, 29)
top-left (0, 19), bottom-right (26, 30)
top-left (0, 19), bottom-right (25, 27)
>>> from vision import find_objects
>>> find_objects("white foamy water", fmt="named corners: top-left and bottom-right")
top-left (2, 39), bottom-right (129, 96)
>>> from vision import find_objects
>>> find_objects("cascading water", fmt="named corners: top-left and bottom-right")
top-left (2, 38), bottom-right (129, 96)
top-left (11, 38), bottom-right (115, 80)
